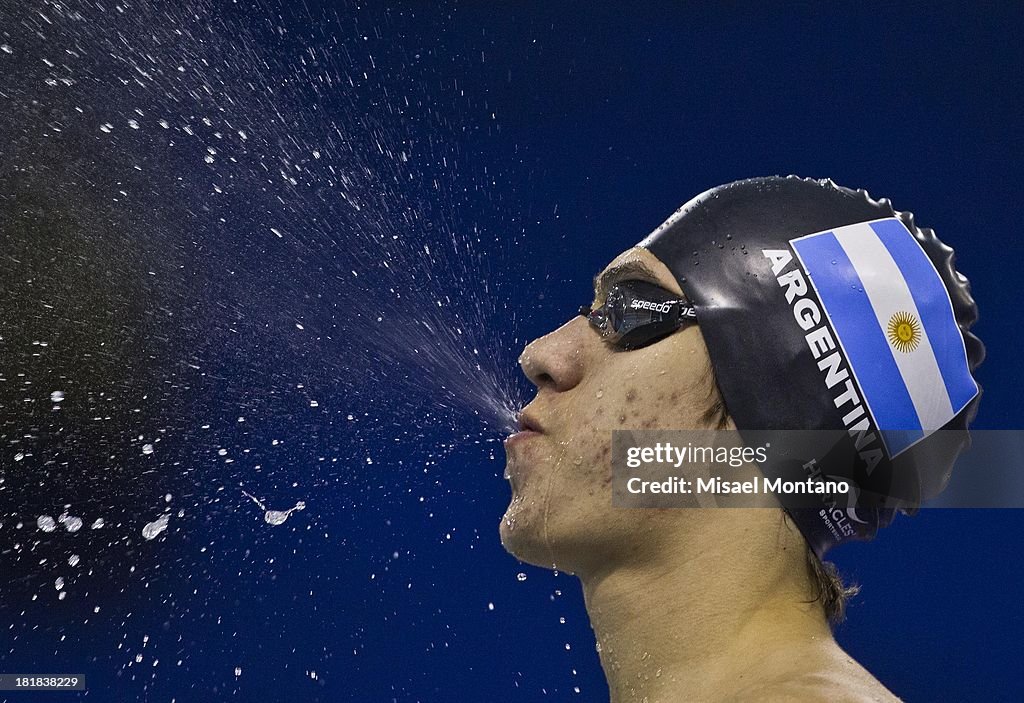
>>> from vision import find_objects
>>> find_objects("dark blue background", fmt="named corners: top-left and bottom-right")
top-left (2, 2), bottom-right (1022, 702)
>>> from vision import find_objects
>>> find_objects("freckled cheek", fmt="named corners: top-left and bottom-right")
top-left (555, 429), bottom-right (613, 495)
top-left (565, 445), bottom-right (612, 497)
top-left (579, 436), bottom-right (611, 470)
top-left (615, 387), bottom-right (683, 429)
top-left (560, 378), bottom-right (688, 491)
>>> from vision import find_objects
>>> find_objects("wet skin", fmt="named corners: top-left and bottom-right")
top-left (501, 246), bottom-right (720, 575)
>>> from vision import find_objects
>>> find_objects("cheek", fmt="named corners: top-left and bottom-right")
top-left (552, 436), bottom-right (612, 493)
top-left (602, 341), bottom-right (714, 429)
top-left (557, 339), bottom-right (713, 486)
top-left (584, 443), bottom-right (614, 490)
top-left (592, 382), bottom-right (692, 433)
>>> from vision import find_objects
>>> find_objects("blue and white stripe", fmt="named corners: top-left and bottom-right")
top-left (791, 218), bottom-right (978, 457)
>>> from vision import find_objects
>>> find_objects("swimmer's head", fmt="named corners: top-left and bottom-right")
top-left (501, 176), bottom-right (981, 600)
top-left (500, 246), bottom-right (733, 575)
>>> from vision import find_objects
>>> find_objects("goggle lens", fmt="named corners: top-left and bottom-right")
top-left (580, 280), bottom-right (697, 350)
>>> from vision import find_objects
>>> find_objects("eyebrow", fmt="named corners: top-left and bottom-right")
top-left (592, 260), bottom-right (661, 301)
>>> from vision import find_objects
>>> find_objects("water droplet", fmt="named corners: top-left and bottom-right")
top-left (142, 514), bottom-right (170, 540)
top-left (265, 511), bottom-right (288, 525)
top-left (262, 499), bottom-right (305, 525)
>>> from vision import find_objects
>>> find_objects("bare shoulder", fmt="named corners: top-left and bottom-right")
top-left (729, 671), bottom-right (902, 702)
top-left (727, 646), bottom-right (902, 703)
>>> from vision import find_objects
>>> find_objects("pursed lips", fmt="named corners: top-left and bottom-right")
top-left (517, 411), bottom-right (544, 434)
top-left (503, 409), bottom-right (545, 453)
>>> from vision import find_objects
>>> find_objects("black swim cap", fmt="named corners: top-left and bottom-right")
top-left (638, 176), bottom-right (984, 557)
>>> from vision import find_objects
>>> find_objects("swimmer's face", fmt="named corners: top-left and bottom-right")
top-left (501, 247), bottom-right (726, 574)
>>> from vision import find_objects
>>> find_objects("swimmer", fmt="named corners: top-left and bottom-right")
top-left (501, 176), bottom-right (982, 702)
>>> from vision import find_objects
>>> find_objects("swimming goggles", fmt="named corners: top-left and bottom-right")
top-left (578, 280), bottom-right (698, 350)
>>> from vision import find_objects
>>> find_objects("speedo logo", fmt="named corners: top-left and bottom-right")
top-left (630, 300), bottom-right (672, 314)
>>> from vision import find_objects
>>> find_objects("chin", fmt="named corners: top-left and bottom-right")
top-left (498, 502), bottom-right (553, 568)
top-left (501, 506), bottom-right (601, 576)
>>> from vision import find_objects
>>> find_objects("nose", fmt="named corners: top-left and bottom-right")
top-left (519, 317), bottom-right (590, 392)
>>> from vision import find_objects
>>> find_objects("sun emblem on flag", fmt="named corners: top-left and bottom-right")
top-left (887, 311), bottom-right (921, 353)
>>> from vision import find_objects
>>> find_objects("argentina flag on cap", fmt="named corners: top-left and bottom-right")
top-left (790, 217), bottom-right (979, 458)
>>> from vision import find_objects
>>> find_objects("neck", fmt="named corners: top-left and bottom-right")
top-left (579, 511), bottom-right (835, 702)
